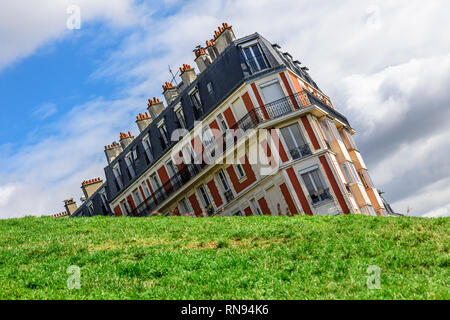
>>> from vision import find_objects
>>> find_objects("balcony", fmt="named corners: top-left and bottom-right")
top-left (289, 144), bottom-right (312, 160)
top-left (129, 90), bottom-right (344, 217)
top-left (224, 190), bottom-right (234, 203)
top-left (311, 188), bottom-right (332, 205)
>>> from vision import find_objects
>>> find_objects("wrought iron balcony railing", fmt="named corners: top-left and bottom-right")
top-left (129, 90), bottom-right (345, 217)
top-left (311, 188), bottom-right (332, 205)
top-left (224, 190), bottom-right (234, 203)
top-left (288, 144), bottom-right (312, 160)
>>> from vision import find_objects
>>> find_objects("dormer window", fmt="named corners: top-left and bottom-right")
top-left (158, 119), bottom-right (169, 147)
top-left (112, 164), bottom-right (123, 190)
top-left (142, 134), bottom-right (153, 164)
top-left (87, 201), bottom-right (94, 216)
top-left (190, 87), bottom-right (202, 109)
top-left (207, 82), bottom-right (214, 95)
top-left (124, 153), bottom-right (136, 180)
top-left (174, 103), bottom-right (186, 128)
top-left (241, 41), bottom-right (268, 73)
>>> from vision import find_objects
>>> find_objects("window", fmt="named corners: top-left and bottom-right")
top-left (319, 118), bottom-right (334, 143)
top-left (341, 129), bottom-right (357, 150)
top-left (207, 82), bottom-right (214, 95)
top-left (362, 205), bottom-right (377, 216)
top-left (142, 135), bottom-right (153, 164)
top-left (182, 144), bottom-right (196, 165)
top-left (150, 174), bottom-right (162, 202)
top-left (158, 121), bottom-right (169, 147)
top-left (250, 198), bottom-right (262, 215)
top-left (217, 114), bottom-right (228, 132)
top-left (87, 201), bottom-right (94, 216)
top-left (198, 185), bottom-right (211, 208)
top-left (301, 168), bottom-right (331, 205)
top-left (236, 164), bottom-right (246, 179)
top-left (260, 80), bottom-right (285, 104)
top-left (179, 198), bottom-right (191, 214)
top-left (190, 88), bottom-right (202, 109)
top-left (218, 170), bottom-right (233, 203)
top-left (232, 210), bottom-right (243, 216)
top-left (112, 164), bottom-right (123, 190)
top-left (120, 200), bottom-right (130, 216)
top-left (339, 162), bottom-right (361, 185)
top-left (340, 162), bottom-right (353, 184)
top-left (359, 169), bottom-right (374, 189)
top-left (150, 174), bottom-right (161, 190)
top-left (218, 170), bottom-right (230, 191)
top-left (133, 189), bottom-right (143, 206)
top-left (124, 154), bottom-right (136, 180)
top-left (166, 159), bottom-right (177, 178)
top-left (319, 118), bottom-right (341, 143)
top-left (202, 126), bottom-right (214, 148)
top-left (132, 146), bottom-right (138, 163)
top-left (175, 104), bottom-right (186, 128)
top-left (141, 182), bottom-right (151, 199)
top-left (280, 124), bottom-right (311, 160)
top-left (99, 190), bottom-right (109, 214)
top-left (242, 43), bottom-right (268, 72)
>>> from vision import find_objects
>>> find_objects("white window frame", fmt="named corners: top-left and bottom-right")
top-left (158, 121), bottom-right (169, 145)
top-left (112, 164), bottom-right (123, 189)
top-left (235, 164), bottom-right (246, 180)
top-left (174, 103), bottom-right (186, 128)
top-left (240, 41), bottom-right (268, 72)
top-left (217, 114), bottom-right (228, 132)
top-left (250, 198), bottom-right (262, 215)
top-left (124, 153), bottom-right (136, 178)
top-left (198, 185), bottom-right (212, 208)
top-left (142, 134), bottom-right (153, 162)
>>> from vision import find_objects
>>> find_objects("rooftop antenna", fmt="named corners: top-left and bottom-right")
top-left (168, 65), bottom-right (179, 86)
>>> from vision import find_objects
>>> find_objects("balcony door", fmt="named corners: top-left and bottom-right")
top-left (261, 80), bottom-right (284, 104)
top-left (260, 80), bottom-right (289, 117)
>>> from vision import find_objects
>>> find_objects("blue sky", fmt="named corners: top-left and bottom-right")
top-left (1, 0), bottom-right (450, 218)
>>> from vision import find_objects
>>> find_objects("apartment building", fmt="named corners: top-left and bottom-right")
top-left (65, 23), bottom-right (387, 218)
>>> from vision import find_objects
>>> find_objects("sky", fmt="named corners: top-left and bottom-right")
top-left (1, 0), bottom-right (449, 218)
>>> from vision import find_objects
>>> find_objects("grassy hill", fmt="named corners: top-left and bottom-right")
top-left (0, 215), bottom-right (448, 300)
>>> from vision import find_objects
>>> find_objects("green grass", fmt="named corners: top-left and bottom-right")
top-left (0, 215), bottom-right (448, 300)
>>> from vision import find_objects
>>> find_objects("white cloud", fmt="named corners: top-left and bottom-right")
top-left (1, 0), bottom-right (450, 218)
top-left (0, 185), bottom-right (15, 207)
top-left (33, 102), bottom-right (58, 120)
top-left (0, 0), bottom-right (143, 71)
top-left (392, 177), bottom-right (450, 218)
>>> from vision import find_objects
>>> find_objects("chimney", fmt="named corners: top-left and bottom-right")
top-left (104, 142), bottom-right (123, 164)
top-left (136, 112), bottom-right (152, 132)
top-left (81, 177), bottom-right (103, 199)
top-left (206, 40), bottom-right (219, 61)
top-left (162, 82), bottom-right (179, 105)
top-left (179, 64), bottom-right (197, 87)
top-left (147, 97), bottom-right (165, 119)
top-left (52, 211), bottom-right (69, 218)
top-left (194, 46), bottom-right (212, 72)
top-left (213, 23), bottom-right (236, 55)
top-left (119, 131), bottom-right (134, 149)
top-left (64, 199), bottom-right (78, 215)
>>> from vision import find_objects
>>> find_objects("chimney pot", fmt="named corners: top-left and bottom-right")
top-left (213, 22), bottom-right (235, 55)
top-left (162, 81), bottom-right (179, 105)
top-left (180, 63), bottom-right (197, 87)
top-left (147, 97), bottom-right (165, 119)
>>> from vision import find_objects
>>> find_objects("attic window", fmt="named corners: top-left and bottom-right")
top-left (207, 82), bottom-right (214, 95)
top-left (240, 41), bottom-right (268, 73)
